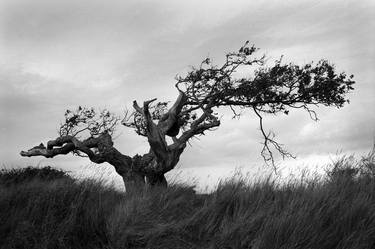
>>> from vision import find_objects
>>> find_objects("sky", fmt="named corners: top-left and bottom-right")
top-left (0, 0), bottom-right (374, 191)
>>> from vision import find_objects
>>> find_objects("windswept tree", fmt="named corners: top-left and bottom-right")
top-left (20, 42), bottom-right (354, 192)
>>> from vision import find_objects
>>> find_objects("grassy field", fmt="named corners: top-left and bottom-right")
top-left (1, 151), bottom-right (375, 249)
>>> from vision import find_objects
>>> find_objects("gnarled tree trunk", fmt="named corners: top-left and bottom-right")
top-left (20, 91), bottom-right (218, 192)
top-left (20, 130), bottom-right (186, 192)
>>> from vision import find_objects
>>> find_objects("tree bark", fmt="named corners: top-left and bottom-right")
top-left (146, 173), bottom-right (168, 187)
top-left (122, 171), bottom-right (146, 193)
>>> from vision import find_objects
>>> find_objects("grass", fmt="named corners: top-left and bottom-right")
top-left (0, 151), bottom-right (375, 249)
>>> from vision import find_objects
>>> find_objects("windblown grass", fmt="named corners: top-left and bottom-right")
top-left (1, 151), bottom-right (374, 249)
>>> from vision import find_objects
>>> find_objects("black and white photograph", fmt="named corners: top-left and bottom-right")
top-left (0, 0), bottom-right (374, 248)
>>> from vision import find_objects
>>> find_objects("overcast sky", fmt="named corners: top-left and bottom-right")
top-left (0, 0), bottom-right (374, 190)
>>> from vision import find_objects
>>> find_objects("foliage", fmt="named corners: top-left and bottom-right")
top-left (176, 44), bottom-right (354, 114)
top-left (175, 42), bottom-right (354, 166)
top-left (60, 106), bottom-right (120, 138)
top-left (1, 153), bottom-right (375, 249)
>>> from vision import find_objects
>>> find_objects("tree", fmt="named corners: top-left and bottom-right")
top-left (20, 42), bottom-right (355, 192)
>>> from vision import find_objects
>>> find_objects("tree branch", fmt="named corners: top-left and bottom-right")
top-left (132, 100), bottom-right (142, 113)
top-left (20, 142), bottom-right (75, 158)
top-left (178, 107), bottom-right (220, 143)
top-left (253, 106), bottom-right (295, 171)
top-left (21, 135), bottom-right (106, 163)
top-left (142, 98), bottom-right (157, 125)
top-left (158, 91), bottom-right (188, 136)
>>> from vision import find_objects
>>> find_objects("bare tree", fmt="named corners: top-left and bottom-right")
top-left (20, 42), bottom-right (355, 192)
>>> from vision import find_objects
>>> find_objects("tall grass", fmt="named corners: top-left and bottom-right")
top-left (1, 151), bottom-right (375, 249)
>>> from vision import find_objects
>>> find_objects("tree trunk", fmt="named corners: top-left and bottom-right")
top-left (116, 153), bottom-right (170, 192)
top-left (122, 171), bottom-right (146, 194)
top-left (146, 173), bottom-right (168, 187)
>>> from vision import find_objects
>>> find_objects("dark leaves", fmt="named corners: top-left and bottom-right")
top-left (59, 106), bottom-right (119, 138)
top-left (174, 42), bottom-right (355, 168)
